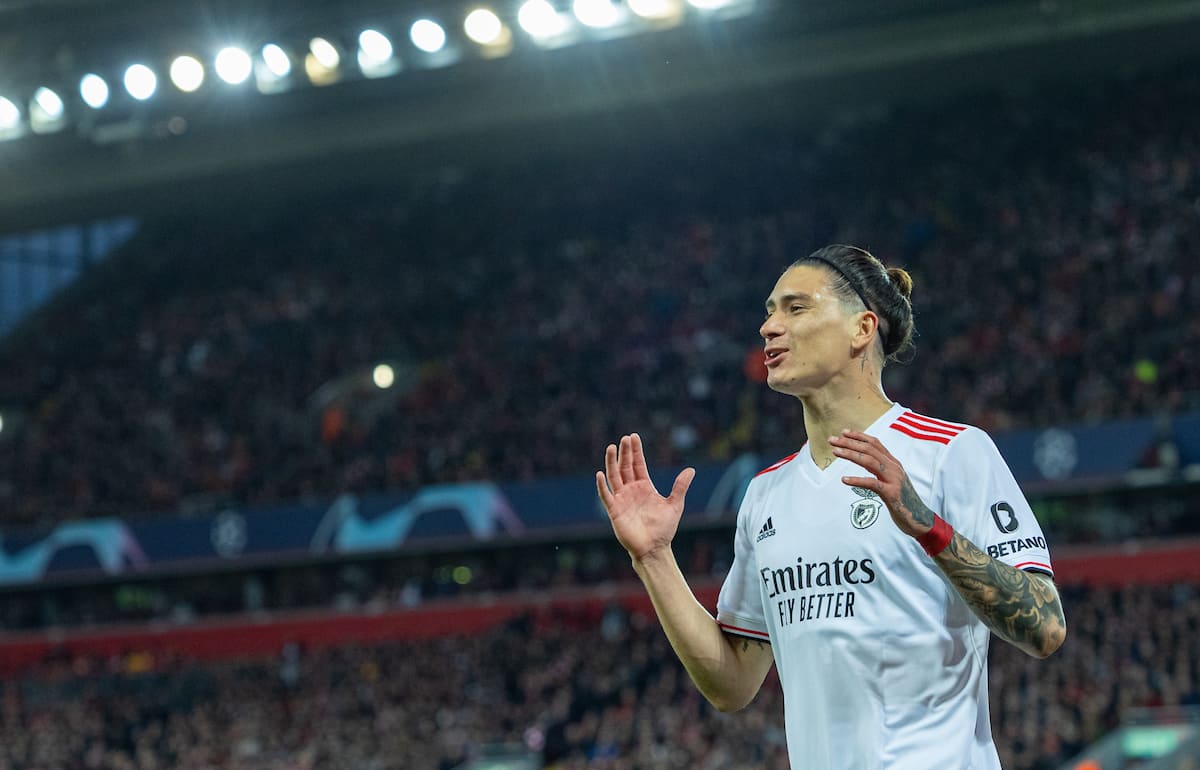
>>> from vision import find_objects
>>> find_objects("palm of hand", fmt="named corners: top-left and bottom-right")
top-left (596, 433), bottom-right (696, 562)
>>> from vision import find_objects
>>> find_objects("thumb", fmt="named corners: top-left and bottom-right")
top-left (667, 467), bottom-right (696, 507)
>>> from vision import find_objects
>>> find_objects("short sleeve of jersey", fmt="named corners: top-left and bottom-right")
top-left (716, 486), bottom-right (771, 643)
top-left (936, 428), bottom-right (1054, 577)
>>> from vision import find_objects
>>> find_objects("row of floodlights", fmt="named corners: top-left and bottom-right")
top-left (0, 0), bottom-right (746, 138)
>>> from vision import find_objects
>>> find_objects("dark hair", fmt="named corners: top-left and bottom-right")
top-left (790, 244), bottom-right (915, 363)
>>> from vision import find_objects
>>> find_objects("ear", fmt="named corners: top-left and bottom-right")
top-left (849, 310), bottom-right (880, 356)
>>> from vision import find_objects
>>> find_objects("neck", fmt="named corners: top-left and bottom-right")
top-left (801, 378), bottom-right (894, 469)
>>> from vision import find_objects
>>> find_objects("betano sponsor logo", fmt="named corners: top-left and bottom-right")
top-left (987, 535), bottom-right (1047, 559)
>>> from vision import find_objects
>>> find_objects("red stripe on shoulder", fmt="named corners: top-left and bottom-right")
top-left (901, 411), bottom-right (967, 433)
top-left (755, 451), bottom-right (799, 477)
top-left (894, 415), bottom-right (960, 437)
top-left (889, 423), bottom-right (951, 445)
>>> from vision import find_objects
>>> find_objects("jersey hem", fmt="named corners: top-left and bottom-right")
top-left (716, 620), bottom-right (772, 642)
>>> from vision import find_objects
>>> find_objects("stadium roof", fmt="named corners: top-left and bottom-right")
top-left (2, 0), bottom-right (1200, 230)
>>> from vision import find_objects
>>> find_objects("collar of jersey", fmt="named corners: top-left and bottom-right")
top-left (794, 402), bottom-right (906, 486)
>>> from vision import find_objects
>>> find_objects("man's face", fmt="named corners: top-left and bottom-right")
top-left (759, 265), bottom-right (863, 397)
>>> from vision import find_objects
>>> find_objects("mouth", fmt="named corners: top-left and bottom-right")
top-left (764, 348), bottom-right (788, 368)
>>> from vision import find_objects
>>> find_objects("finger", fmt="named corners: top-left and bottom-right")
top-left (605, 443), bottom-right (624, 492)
top-left (839, 430), bottom-right (897, 462)
top-left (842, 475), bottom-right (882, 493)
top-left (596, 471), bottom-right (616, 513)
top-left (830, 441), bottom-right (888, 478)
top-left (618, 435), bottom-right (636, 485)
top-left (667, 467), bottom-right (696, 507)
top-left (630, 433), bottom-right (651, 481)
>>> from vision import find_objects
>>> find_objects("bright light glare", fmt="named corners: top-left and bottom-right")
top-left (262, 44), bottom-right (292, 77)
top-left (80, 74), bottom-right (110, 108)
top-left (518, 0), bottom-right (568, 38)
top-left (410, 19), bottom-right (447, 53)
top-left (629, 0), bottom-right (681, 18)
top-left (573, 0), bottom-right (621, 28)
top-left (373, 364), bottom-right (395, 389)
top-left (464, 9), bottom-right (504, 44)
top-left (686, 0), bottom-right (732, 7)
top-left (309, 38), bottom-right (341, 69)
top-left (123, 64), bottom-right (158, 101)
top-left (358, 29), bottom-right (394, 63)
top-left (33, 88), bottom-right (64, 118)
top-left (169, 56), bottom-right (205, 92)
top-left (215, 47), bottom-right (253, 84)
top-left (0, 98), bottom-right (18, 130)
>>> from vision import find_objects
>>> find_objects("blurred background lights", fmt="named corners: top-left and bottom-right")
top-left (123, 64), bottom-right (158, 100)
top-left (518, 0), bottom-right (568, 38)
top-left (261, 44), bottom-right (292, 78)
top-left (306, 38), bottom-right (342, 85)
top-left (573, 0), bottom-right (622, 28)
top-left (629, 0), bottom-right (682, 19)
top-left (169, 56), bottom-right (205, 92)
top-left (358, 29), bottom-right (394, 63)
top-left (32, 88), bottom-right (64, 119)
top-left (215, 47), bottom-right (253, 85)
top-left (80, 74), bottom-right (110, 108)
top-left (372, 364), bottom-right (395, 389)
top-left (29, 88), bottom-right (65, 133)
top-left (464, 9), bottom-right (503, 45)
top-left (410, 19), bottom-right (447, 53)
top-left (309, 38), bottom-right (340, 69)
top-left (0, 98), bottom-right (19, 131)
top-left (686, 0), bottom-right (733, 8)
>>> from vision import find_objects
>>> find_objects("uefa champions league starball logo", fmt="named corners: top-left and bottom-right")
top-left (849, 487), bottom-right (882, 529)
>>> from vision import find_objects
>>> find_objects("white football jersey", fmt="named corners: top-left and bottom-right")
top-left (716, 402), bottom-right (1052, 770)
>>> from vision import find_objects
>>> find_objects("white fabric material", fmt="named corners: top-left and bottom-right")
top-left (716, 403), bottom-right (1052, 770)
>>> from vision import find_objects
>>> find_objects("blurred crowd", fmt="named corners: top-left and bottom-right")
top-left (0, 583), bottom-right (1197, 770)
top-left (3, 66), bottom-right (1200, 529)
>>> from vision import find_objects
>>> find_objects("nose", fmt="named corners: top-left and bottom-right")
top-left (760, 311), bottom-right (784, 342)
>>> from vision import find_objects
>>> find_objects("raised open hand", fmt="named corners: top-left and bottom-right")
top-left (831, 429), bottom-right (936, 539)
top-left (596, 433), bottom-right (696, 563)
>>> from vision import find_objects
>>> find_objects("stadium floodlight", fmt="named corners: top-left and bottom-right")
top-left (80, 74), bottom-right (110, 108)
top-left (32, 88), bottom-right (64, 119)
top-left (629, 0), bottom-right (683, 19)
top-left (215, 47), bottom-right (253, 85)
top-left (518, 0), bottom-right (569, 39)
top-left (373, 364), bottom-right (395, 389)
top-left (123, 64), bottom-right (158, 101)
top-left (573, 0), bottom-right (623, 28)
top-left (306, 38), bottom-right (342, 85)
top-left (358, 29), bottom-right (394, 63)
top-left (169, 55), bottom-right (206, 92)
top-left (29, 87), bottom-right (66, 133)
top-left (0, 97), bottom-right (19, 131)
top-left (410, 19), bottom-right (447, 53)
top-left (357, 29), bottom-right (399, 76)
top-left (262, 44), bottom-right (292, 78)
top-left (309, 37), bottom-right (341, 69)
top-left (464, 8), bottom-right (503, 44)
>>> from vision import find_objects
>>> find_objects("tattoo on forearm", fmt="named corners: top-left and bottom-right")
top-left (899, 479), bottom-right (934, 529)
top-left (935, 532), bottom-right (1066, 658)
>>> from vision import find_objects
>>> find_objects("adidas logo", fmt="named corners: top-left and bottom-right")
top-left (756, 516), bottom-right (776, 542)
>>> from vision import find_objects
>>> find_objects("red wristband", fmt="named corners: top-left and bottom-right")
top-left (918, 515), bottom-right (954, 556)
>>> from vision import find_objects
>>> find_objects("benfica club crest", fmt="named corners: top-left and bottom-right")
top-left (850, 487), bottom-right (882, 529)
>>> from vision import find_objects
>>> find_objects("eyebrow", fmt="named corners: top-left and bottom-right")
top-left (764, 292), bottom-right (813, 311)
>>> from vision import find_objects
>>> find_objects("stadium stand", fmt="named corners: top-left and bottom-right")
top-left (2, 66), bottom-right (1199, 530)
top-left (0, 583), bottom-right (1197, 770)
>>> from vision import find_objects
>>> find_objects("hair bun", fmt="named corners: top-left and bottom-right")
top-left (887, 267), bottom-right (913, 301)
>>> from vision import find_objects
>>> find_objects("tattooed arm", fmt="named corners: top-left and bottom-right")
top-left (831, 430), bottom-right (1066, 660)
top-left (933, 531), bottom-right (1065, 658)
